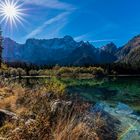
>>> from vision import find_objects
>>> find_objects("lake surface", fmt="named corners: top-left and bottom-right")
top-left (14, 76), bottom-right (140, 112)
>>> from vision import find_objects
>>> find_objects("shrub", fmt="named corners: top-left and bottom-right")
top-left (29, 70), bottom-right (38, 76)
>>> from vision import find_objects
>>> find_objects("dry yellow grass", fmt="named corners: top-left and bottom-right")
top-left (0, 78), bottom-right (117, 140)
top-left (54, 119), bottom-right (100, 140)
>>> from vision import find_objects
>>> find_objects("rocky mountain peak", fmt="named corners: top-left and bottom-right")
top-left (101, 42), bottom-right (117, 54)
top-left (3, 34), bottom-right (140, 66)
top-left (63, 35), bottom-right (74, 41)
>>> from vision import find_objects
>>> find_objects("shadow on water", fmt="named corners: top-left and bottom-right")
top-left (96, 87), bottom-right (118, 100)
top-left (13, 77), bottom-right (47, 87)
top-left (67, 86), bottom-right (118, 102)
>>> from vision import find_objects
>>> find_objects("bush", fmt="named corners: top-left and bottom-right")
top-left (57, 66), bottom-right (105, 77)
top-left (29, 70), bottom-right (38, 76)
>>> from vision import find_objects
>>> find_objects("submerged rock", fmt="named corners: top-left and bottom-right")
top-left (91, 102), bottom-right (140, 140)
top-left (115, 102), bottom-right (134, 115)
top-left (86, 102), bottom-right (119, 140)
top-left (90, 102), bottom-right (113, 113)
top-left (121, 129), bottom-right (140, 140)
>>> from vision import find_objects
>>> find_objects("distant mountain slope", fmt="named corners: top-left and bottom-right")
top-left (66, 41), bottom-right (117, 65)
top-left (3, 36), bottom-right (118, 65)
top-left (2, 35), bottom-right (140, 66)
top-left (62, 42), bottom-right (98, 66)
top-left (116, 35), bottom-right (140, 66)
top-left (116, 35), bottom-right (140, 59)
top-left (120, 46), bottom-right (140, 67)
top-left (3, 36), bottom-right (80, 65)
top-left (3, 38), bottom-right (23, 61)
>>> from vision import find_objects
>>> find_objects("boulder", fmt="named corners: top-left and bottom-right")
top-left (83, 102), bottom-right (119, 140)
top-left (0, 96), bottom-right (4, 100)
top-left (0, 109), bottom-right (18, 127)
top-left (12, 127), bottom-right (21, 133)
top-left (25, 119), bottom-right (36, 126)
top-left (90, 102), bottom-right (120, 124)
top-left (50, 100), bottom-right (72, 113)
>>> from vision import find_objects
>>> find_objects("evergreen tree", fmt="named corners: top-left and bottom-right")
top-left (0, 27), bottom-right (3, 67)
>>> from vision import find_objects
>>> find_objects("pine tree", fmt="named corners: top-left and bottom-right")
top-left (0, 26), bottom-right (3, 67)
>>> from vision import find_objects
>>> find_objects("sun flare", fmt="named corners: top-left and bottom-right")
top-left (0, 0), bottom-right (25, 27)
top-left (3, 3), bottom-right (17, 18)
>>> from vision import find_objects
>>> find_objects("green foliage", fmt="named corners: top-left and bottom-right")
top-left (45, 77), bottom-right (66, 97)
top-left (29, 70), bottom-right (38, 76)
top-left (56, 66), bottom-right (105, 77)
top-left (0, 66), bottom-right (26, 77)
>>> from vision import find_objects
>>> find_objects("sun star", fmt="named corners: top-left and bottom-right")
top-left (0, 0), bottom-right (25, 27)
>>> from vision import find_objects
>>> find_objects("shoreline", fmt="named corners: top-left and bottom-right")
top-left (20, 75), bottom-right (140, 78)
top-left (108, 74), bottom-right (140, 77)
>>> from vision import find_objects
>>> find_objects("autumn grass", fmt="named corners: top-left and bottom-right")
top-left (0, 64), bottom-right (105, 77)
top-left (0, 78), bottom-right (117, 140)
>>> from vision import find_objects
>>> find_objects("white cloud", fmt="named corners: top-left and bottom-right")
top-left (74, 33), bottom-right (90, 41)
top-left (25, 12), bottom-right (70, 39)
top-left (22, 0), bottom-right (77, 40)
top-left (44, 19), bottom-right (68, 39)
top-left (23, 0), bottom-right (76, 10)
top-left (75, 33), bottom-right (117, 43)
top-left (89, 39), bottom-right (117, 43)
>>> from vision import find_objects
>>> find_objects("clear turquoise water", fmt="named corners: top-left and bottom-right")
top-left (58, 77), bottom-right (140, 112)
top-left (16, 76), bottom-right (140, 112)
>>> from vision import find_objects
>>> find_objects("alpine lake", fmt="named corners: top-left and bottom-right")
top-left (13, 76), bottom-right (140, 113)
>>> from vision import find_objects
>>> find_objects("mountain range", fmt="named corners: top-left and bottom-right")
top-left (2, 35), bottom-right (140, 66)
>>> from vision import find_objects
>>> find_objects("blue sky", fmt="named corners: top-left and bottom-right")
top-left (1, 0), bottom-right (140, 47)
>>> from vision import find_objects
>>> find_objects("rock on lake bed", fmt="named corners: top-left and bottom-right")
top-left (91, 102), bottom-right (140, 140)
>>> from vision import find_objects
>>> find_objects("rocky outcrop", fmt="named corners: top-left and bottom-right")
top-left (50, 100), bottom-right (72, 113)
top-left (0, 109), bottom-right (18, 127)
